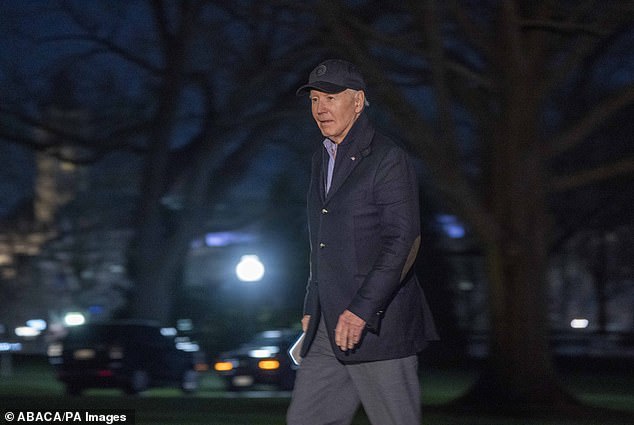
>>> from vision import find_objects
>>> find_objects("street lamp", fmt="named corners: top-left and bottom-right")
top-left (235, 255), bottom-right (265, 282)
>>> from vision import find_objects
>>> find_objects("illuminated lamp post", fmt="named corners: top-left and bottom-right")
top-left (235, 255), bottom-right (265, 282)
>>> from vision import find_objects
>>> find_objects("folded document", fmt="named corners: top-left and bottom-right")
top-left (288, 332), bottom-right (305, 366)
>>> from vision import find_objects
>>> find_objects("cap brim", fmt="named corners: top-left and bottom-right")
top-left (296, 81), bottom-right (347, 96)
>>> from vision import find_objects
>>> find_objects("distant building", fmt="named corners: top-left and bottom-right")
top-left (0, 108), bottom-right (136, 353)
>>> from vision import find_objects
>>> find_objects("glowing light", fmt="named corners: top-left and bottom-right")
top-left (88, 305), bottom-right (104, 315)
top-left (235, 255), bottom-right (265, 282)
top-left (194, 363), bottom-right (209, 372)
top-left (0, 342), bottom-right (22, 352)
top-left (248, 346), bottom-right (279, 358)
top-left (176, 341), bottom-right (200, 352)
top-left (47, 342), bottom-right (63, 357)
top-left (437, 214), bottom-right (466, 238)
top-left (204, 232), bottom-right (256, 247)
top-left (258, 359), bottom-right (280, 370)
top-left (64, 312), bottom-right (86, 327)
top-left (177, 319), bottom-right (193, 331)
top-left (26, 319), bottom-right (47, 331)
top-left (570, 318), bottom-right (589, 329)
top-left (15, 326), bottom-right (40, 337)
top-left (160, 327), bottom-right (177, 336)
top-left (214, 361), bottom-right (235, 372)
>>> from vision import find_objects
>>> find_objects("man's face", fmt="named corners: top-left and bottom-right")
top-left (310, 89), bottom-right (363, 144)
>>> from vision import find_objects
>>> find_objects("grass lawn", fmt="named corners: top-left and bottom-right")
top-left (1, 355), bottom-right (632, 424)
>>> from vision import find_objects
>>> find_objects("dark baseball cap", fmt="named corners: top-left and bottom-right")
top-left (296, 59), bottom-right (366, 95)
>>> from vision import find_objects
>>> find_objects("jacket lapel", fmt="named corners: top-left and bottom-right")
top-left (325, 145), bottom-right (361, 202)
top-left (320, 149), bottom-right (328, 203)
top-left (325, 114), bottom-right (374, 203)
top-left (311, 149), bottom-right (327, 204)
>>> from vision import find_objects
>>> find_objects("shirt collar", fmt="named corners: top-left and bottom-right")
top-left (322, 138), bottom-right (337, 159)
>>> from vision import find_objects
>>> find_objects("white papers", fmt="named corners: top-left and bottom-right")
top-left (288, 332), bottom-right (305, 366)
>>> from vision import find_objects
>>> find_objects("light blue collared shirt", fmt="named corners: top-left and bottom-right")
top-left (323, 138), bottom-right (337, 194)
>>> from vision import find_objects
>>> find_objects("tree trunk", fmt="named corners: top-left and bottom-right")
top-left (461, 245), bottom-right (574, 409)
top-left (459, 117), bottom-right (576, 410)
top-left (458, 2), bottom-right (573, 409)
top-left (127, 2), bottom-right (193, 323)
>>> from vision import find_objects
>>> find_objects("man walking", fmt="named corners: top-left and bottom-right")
top-left (287, 59), bottom-right (437, 425)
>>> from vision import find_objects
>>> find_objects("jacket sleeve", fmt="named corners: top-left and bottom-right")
top-left (346, 146), bottom-right (421, 330)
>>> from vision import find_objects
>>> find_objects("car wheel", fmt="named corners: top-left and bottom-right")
top-left (125, 370), bottom-right (149, 395)
top-left (278, 370), bottom-right (296, 391)
top-left (65, 384), bottom-right (83, 396)
top-left (181, 369), bottom-right (199, 394)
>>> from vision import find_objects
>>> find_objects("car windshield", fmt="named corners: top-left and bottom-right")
top-left (247, 330), bottom-right (297, 346)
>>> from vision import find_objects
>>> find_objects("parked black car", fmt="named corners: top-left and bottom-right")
top-left (213, 329), bottom-right (301, 391)
top-left (48, 321), bottom-right (205, 396)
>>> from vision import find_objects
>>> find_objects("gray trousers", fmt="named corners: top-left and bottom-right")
top-left (286, 318), bottom-right (421, 425)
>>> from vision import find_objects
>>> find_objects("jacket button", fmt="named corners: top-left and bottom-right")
top-left (321, 208), bottom-right (328, 214)
top-left (319, 243), bottom-right (326, 248)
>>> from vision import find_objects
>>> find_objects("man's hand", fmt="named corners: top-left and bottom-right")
top-left (335, 310), bottom-right (366, 351)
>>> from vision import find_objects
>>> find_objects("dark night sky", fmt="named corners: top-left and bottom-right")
top-left (0, 1), bottom-right (314, 220)
top-left (0, 144), bottom-right (35, 217)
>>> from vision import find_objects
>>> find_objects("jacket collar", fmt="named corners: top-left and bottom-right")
top-left (336, 112), bottom-right (373, 158)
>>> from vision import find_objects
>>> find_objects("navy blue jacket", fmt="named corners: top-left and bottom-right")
top-left (301, 112), bottom-right (437, 362)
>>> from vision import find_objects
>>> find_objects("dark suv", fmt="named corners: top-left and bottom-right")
top-left (213, 329), bottom-right (300, 391)
top-left (48, 321), bottom-right (204, 396)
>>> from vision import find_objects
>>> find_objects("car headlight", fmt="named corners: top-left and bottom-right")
top-left (176, 341), bottom-right (200, 352)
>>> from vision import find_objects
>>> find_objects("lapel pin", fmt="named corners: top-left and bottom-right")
top-left (350, 156), bottom-right (356, 161)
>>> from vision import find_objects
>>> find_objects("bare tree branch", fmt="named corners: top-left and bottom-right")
top-left (536, 9), bottom-right (632, 102)
top-left (37, 34), bottom-right (162, 76)
top-left (549, 157), bottom-right (634, 192)
top-left (314, 0), bottom-right (501, 245)
top-left (521, 19), bottom-right (608, 37)
top-left (0, 106), bottom-right (91, 147)
top-left (447, 0), bottom-right (495, 62)
top-left (546, 84), bottom-right (634, 158)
